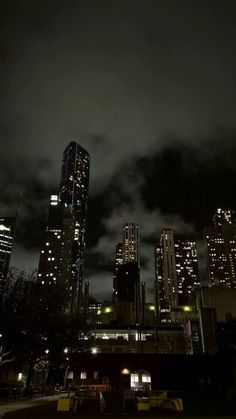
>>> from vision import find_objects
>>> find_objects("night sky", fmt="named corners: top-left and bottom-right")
top-left (1, 0), bottom-right (236, 300)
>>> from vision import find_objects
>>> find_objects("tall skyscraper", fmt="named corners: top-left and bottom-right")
top-left (155, 229), bottom-right (199, 322)
top-left (60, 142), bottom-right (90, 295)
top-left (113, 242), bottom-right (123, 301)
top-left (0, 217), bottom-right (16, 301)
top-left (38, 141), bottom-right (90, 313)
top-left (123, 223), bottom-right (139, 265)
top-left (204, 208), bottom-right (236, 287)
top-left (159, 229), bottom-right (178, 306)
top-left (174, 237), bottom-right (200, 305)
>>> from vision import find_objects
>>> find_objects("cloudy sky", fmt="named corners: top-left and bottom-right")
top-left (1, 0), bottom-right (236, 300)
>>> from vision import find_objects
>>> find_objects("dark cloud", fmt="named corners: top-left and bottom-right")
top-left (1, 1), bottom-right (236, 298)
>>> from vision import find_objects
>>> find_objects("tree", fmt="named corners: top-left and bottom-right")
top-left (0, 268), bottom-right (94, 389)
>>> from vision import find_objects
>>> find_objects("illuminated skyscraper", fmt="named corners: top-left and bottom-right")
top-left (123, 223), bottom-right (139, 265)
top-left (155, 230), bottom-right (199, 322)
top-left (59, 141), bottom-right (90, 310)
top-left (204, 208), bottom-right (236, 287)
top-left (37, 195), bottom-right (75, 310)
top-left (174, 237), bottom-right (199, 305)
top-left (0, 217), bottom-right (15, 301)
top-left (38, 142), bottom-right (90, 313)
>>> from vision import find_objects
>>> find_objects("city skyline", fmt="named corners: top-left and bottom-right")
top-left (3, 136), bottom-right (236, 301)
top-left (1, 1), bottom-right (236, 300)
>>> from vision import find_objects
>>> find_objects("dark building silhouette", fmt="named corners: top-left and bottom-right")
top-left (115, 262), bottom-right (140, 325)
top-left (113, 242), bottom-right (123, 302)
top-left (204, 208), bottom-right (236, 287)
top-left (116, 262), bottom-right (140, 303)
top-left (0, 217), bottom-right (16, 301)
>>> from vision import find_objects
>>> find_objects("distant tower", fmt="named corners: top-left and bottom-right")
top-left (204, 208), bottom-right (236, 287)
top-left (160, 229), bottom-right (178, 306)
top-left (123, 223), bottom-right (139, 265)
top-left (174, 236), bottom-right (199, 305)
top-left (116, 261), bottom-right (140, 325)
top-left (0, 217), bottom-right (16, 301)
top-left (155, 230), bottom-right (199, 322)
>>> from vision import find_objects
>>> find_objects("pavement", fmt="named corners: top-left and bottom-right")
top-left (0, 394), bottom-right (59, 418)
top-left (0, 393), bottom-right (236, 419)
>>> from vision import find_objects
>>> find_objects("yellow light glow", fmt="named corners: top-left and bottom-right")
top-left (183, 306), bottom-right (191, 312)
top-left (105, 307), bottom-right (111, 313)
top-left (121, 368), bottom-right (130, 375)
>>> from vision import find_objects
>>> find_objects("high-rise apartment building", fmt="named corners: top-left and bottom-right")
top-left (175, 237), bottom-right (200, 305)
top-left (38, 195), bottom-right (75, 309)
top-left (0, 217), bottom-right (15, 301)
top-left (123, 223), bottom-right (139, 265)
top-left (155, 229), bottom-right (199, 322)
top-left (38, 141), bottom-right (90, 313)
top-left (204, 209), bottom-right (236, 287)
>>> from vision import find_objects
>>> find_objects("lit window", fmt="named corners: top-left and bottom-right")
top-left (131, 374), bottom-right (139, 384)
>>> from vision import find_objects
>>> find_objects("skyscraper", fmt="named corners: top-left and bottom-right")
top-left (37, 195), bottom-right (75, 309)
top-left (0, 217), bottom-right (16, 301)
top-left (59, 141), bottom-right (90, 310)
top-left (159, 229), bottom-right (178, 306)
top-left (115, 261), bottom-right (140, 325)
top-left (123, 223), bottom-right (139, 265)
top-left (174, 237), bottom-right (199, 305)
top-left (113, 242), bottom-right (123, 301)
top-left (155, 229), bottom-right (199, 322)
top-left (204, 209), bottom-right (236, 287)
top-left (38, 141), bottom-right (90, 313)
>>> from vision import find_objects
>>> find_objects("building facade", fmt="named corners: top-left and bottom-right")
top-left (113, 242), bottom-right (123, 301)
top-left (38, 142), bottom-right (90, 314)
top-left (60, 141), bottom-right (90, 305)
top-left (0, 217), bottom-right (15, 301)
top-left (123, 223), bottom-right (139, 265)
top-left (155, 229), bottom-right (199, 322)
top-left (174, 236), bottom-right (199, 305)
top-left (37, 195), bottom-right (75, 311)
top-left (204, 208), bottom-right (236, 287)
top-left (115, 262), bottom-right (140, 325)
